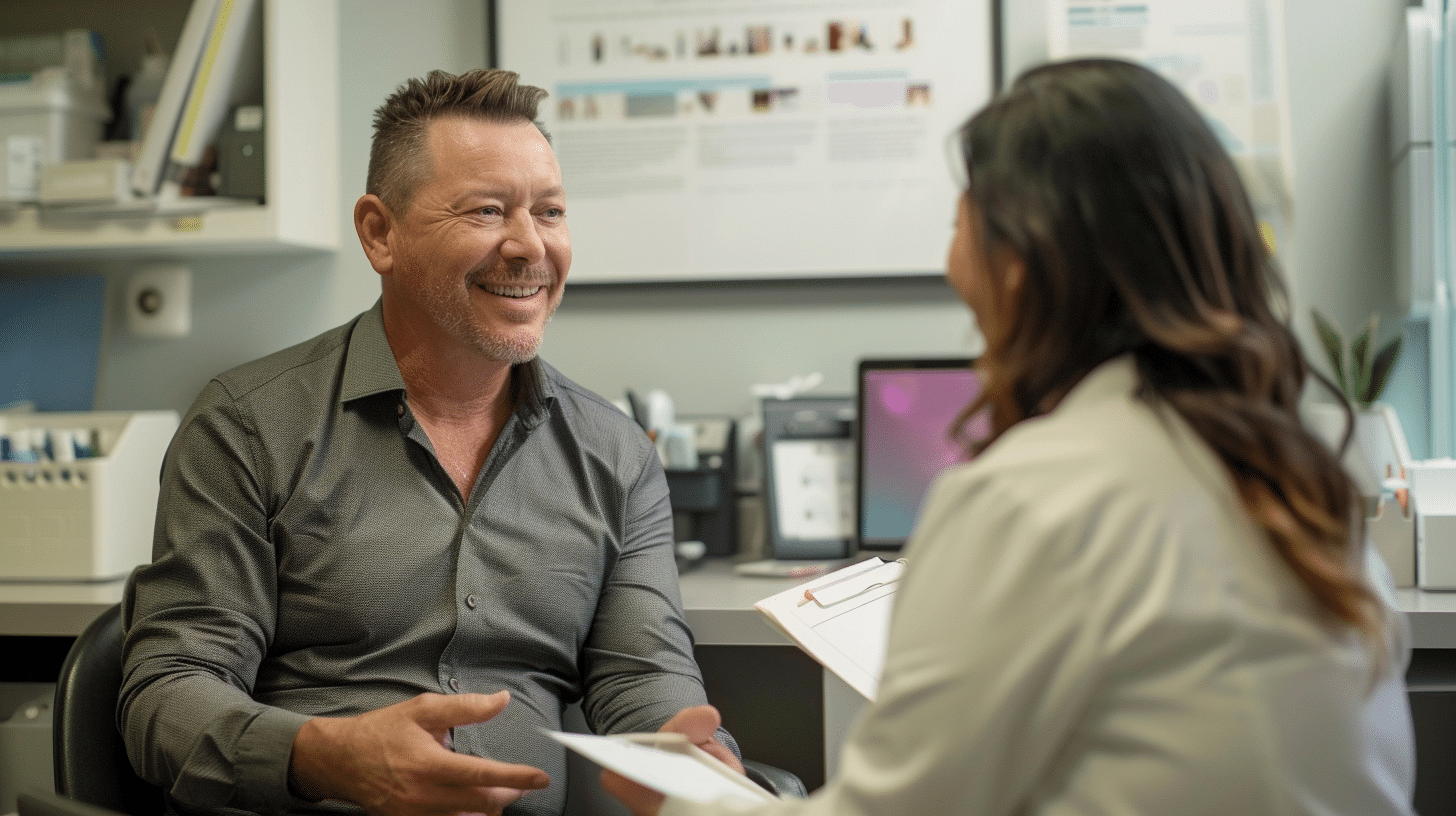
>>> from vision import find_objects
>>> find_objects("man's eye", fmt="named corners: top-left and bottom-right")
top-left (479, 206), bottom-right (501, 216)
top-left (543, 208), bottom-right (565, 218)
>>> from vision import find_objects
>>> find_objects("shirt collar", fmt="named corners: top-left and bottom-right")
top-left (1054, 354), bottom-right (1140, 414)
top-left (339, 300), bottom-right (405, 403)
top-left (339, 299), bottom-right (557, 423)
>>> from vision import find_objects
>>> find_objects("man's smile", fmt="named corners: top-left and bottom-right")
top-left (479, 283), bottom-right (546, 298)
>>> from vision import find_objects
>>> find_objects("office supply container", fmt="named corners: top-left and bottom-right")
top-left (0, 410), bottom-right (177, 581)
top-left (0, 67), bottom-right (109, 201)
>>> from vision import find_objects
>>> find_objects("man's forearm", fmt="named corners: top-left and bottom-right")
top-left (120, 669), bottom-right (311, 813)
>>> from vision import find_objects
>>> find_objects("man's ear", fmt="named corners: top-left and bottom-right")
top-left (354, 194), bottom-right (395, 275)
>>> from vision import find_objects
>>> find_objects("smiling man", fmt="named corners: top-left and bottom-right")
top-left (120, 69), bottom-right (738, 816)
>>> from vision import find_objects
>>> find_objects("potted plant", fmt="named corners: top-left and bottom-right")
top-left (1307, 309), bottom-right (1414, 584)
top-left (1311, 309), bottom-right (1404, 409)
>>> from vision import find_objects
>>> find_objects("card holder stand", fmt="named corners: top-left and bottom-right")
top-left (664, 417), bottom-right (738, 557)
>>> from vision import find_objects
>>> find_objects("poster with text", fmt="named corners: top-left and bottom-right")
top-left (1048, 0), bottom-right (1295, 257)
top-left (497, 0), bottom-right (996, 282)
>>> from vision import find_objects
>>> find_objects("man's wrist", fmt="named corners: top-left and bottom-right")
top-left (287, 718), bottom-right (333, 803)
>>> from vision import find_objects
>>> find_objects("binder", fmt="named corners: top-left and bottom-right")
top-left (130, 0), bottom-right (221, 197)
top-left (169, 0), bottom-right (263, 169)
top-left (130, 0), bottom-right (263, 200)
top-left (754, 557), bottom-right (905, 700)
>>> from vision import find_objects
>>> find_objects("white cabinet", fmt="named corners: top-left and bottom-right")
top-left (0, 0), bottom-right (338, 259)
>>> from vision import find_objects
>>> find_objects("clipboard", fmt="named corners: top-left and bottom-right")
top-left (546, 730), bottom-right (775, 805)
top-left (754, 556), bottom-right (906, 700)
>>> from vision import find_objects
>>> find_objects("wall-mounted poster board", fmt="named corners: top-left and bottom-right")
top-left (492, 0), bottom-right (997, 283)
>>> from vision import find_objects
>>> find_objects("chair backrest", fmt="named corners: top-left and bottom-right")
top-left (52, 604), bottom-right (165, 816)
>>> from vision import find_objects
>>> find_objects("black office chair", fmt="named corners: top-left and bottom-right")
top-left (53, 603), bottom-right (804, 816)
top-left (52, 604), bottom-right (166, 816)
top-left (742, 761), bottom-right (807, 799)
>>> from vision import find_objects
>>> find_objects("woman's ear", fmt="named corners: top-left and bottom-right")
top-left (998, 247), bottom-right (1026, 297)
top-left (354, 194), bottom-right (395, 276)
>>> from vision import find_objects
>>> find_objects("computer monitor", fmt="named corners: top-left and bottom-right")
top-left (856, 358), bottom-right (982, 550)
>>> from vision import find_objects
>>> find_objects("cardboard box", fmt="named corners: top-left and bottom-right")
top-left (1412, 461), bottom-right (1456, 589)
top-left (1370, 494), bottom-right (1416, 588)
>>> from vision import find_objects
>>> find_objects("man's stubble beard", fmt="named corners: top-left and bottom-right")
top-left (413, 258), bottom-right (563, 365)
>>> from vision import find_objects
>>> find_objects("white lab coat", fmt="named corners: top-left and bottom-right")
top-left (665, 356), bottom-right (1416, 816)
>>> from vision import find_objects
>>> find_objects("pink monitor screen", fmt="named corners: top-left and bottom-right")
top-left (857, 360), bottom-right (983, 549)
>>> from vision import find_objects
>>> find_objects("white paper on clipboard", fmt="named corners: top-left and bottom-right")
top-left (753, 557), bottom-right (906, 700)
top-left (546, 730), bottom-right (774, 805)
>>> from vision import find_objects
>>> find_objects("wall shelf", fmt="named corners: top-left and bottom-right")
top-left (0, 0), bottom-right (339, 262)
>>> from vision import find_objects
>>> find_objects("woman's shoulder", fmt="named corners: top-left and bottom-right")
top-left (917, 358), bottom-right (1249, 574)
top-left (968, 358), bottom-right (1211, 501)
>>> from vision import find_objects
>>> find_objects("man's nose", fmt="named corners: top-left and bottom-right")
top-left (501, 211), bottom-right (545, 264)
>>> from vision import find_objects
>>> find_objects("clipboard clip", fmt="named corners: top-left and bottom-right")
top-left (802, 559), bottom-right (906, 608)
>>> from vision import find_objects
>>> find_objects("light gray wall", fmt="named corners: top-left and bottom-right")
top-left (97, 0), bottom-right (490, 412)
top-left (95, 0), bottom-right (1418, 447)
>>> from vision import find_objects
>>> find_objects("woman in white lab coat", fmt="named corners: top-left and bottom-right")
top-left (605, 57), bottom-right (1417, 816)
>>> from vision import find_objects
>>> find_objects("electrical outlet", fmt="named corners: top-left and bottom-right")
top-left (126, 266), bottom-right (191, 338)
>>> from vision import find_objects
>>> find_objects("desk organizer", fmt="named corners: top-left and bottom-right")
top-left (0, 410), bottom-right (178, 581)
top-left (665, 417), bottom-right (738, 557)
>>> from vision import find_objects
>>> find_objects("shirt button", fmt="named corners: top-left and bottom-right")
top-left (397, 403), bottom-right (405, 417)
top-left (448, 677), bottom-right (461, 692)
top-left (465, 593), bottom-right (479, 609)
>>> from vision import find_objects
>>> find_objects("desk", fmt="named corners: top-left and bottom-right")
top-left (682, 563), bottom-right (1456, 803)
top-left (11, 566), bottom-right (1456, 644)
top-left (677, 560), bottom-right (860, 788)
top-left (1395, 587), bottom-right (1456, 648)
top-left (675, 558), bottom-right (1456, 649)
top-left (7, 566), bottom-right (1456, 800)
top-left (0, 580), bottom-right (126, 637)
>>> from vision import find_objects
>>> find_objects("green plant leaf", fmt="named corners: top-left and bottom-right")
top-left (1311, 309), bottom-right (1349, 399)
top-left (1361, 334), bottom-right (1404, 408)
top-left (1351, 315), bottom-right (1375, 402)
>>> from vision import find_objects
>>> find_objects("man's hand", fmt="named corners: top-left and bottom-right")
top-left (600, 770), bottom-right (665, 816)
top-left (657, 705), bottom-right (743, 773)
top-left (601, 705), bottom-right (743, 816)
top-left (289, 690), bottom-right (550, 816)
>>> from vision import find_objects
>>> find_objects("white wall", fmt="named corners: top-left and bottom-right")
top-left (97, 0), bottom-right (490, 412)
top-left (95, 0), bottom-right (1416, 446)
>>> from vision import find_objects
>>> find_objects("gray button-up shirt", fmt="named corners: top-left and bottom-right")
top-left (121, 301), bottom-right (721, 816)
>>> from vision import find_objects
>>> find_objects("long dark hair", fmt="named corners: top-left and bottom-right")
top-left (955, 58), bottom-right (1379, 643)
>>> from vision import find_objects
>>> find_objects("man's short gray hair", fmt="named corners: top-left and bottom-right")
top-left (367, 68), bottom-right (549, 213)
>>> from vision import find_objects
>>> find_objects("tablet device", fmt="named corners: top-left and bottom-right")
top-left (761, 395), bottom-right (855, 560)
